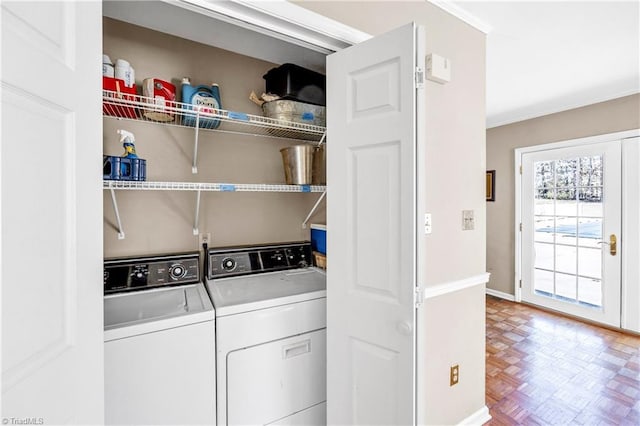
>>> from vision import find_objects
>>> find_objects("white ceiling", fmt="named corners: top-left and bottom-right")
top-left (450, 1), bottom-right (640, 128)
top-left (106, 1), bottom-right (639, 129)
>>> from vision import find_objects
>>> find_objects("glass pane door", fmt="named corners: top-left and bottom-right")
top-left (521, 141), bottom-right (621, 327)
top-left (533, 156), bottom-right (603, 307)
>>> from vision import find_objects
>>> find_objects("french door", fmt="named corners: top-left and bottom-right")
top-left (520, 141), bottom-right (621, 327)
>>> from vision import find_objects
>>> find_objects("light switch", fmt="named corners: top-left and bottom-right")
top-left (462, 210), bottom-right (474, 231)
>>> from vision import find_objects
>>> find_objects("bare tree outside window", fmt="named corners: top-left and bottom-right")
top-left (534, 156), bottom-right (603, 201)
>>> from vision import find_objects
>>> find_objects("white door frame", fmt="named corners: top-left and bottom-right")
top-left (175, 0), bottom-right (372, 52)
top-left (621, 136), bottom-right (640, 332)
top-left (514, 129), bottom-right (640, 308)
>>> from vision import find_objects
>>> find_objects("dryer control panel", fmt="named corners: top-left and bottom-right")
top-left (208, 242), bottom-right (312, 279)
top-left (104, 253), bottom-right (199, 294)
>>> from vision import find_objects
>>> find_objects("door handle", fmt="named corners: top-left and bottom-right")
top-left (609, 234), bottom-right (617, 256)
top-left (282, 339), bottom-right (311, 359)
top-left (598, 234), bottom-right (617, 256)
top-left (396, 321), bottom-right (412, 336)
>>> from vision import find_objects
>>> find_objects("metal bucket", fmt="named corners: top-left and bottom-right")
top-left (280, 145), bottom-right (314, 185)
top-left (312, 145), bottom-right (326, 185)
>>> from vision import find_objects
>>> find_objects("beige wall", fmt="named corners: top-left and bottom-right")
top-left (486, 94), bottom-right (640, 296)
top-left (422, 285), bottom-right (486, 424)
top-left (296, 2), bottom-right (487, 424)
top-left (103, 18), bottom-right (325, 258)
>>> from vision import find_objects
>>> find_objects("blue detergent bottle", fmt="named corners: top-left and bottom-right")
top-left (181, 77), bottom-right (222, 129)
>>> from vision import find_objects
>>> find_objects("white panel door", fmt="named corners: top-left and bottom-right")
top-left (521, 141), bottom-right (622, 327)
top-left (1, 2), bottom-right (103, 423)
top-left (326, 23), bottom-right (422, 425)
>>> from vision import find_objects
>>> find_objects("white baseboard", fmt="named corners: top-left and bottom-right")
top-left (457, 405), bottom-right (491, 425)
top-left (486, 288), bottom-right (516, 301)
top-left (423, 273), bottom-right (491, 300)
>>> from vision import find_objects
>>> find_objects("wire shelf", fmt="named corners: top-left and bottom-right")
top-left (103, 90), bottom-right (326, 143)
top-left (104, 180), bottom-right (327, 193)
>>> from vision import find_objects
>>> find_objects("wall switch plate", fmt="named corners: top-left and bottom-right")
top-left (424, 213), bottom-right (432, 234)
top-left (462, 210), bottom-right (474, 230)
top-left (450, 364), bottom-right (459, 386)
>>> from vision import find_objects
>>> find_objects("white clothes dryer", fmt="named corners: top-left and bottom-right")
top-left (205, 242), bottom-right (326, 426)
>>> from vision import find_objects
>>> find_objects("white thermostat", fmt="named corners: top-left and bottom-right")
top-left (426, 53), bottom-right (451, 84)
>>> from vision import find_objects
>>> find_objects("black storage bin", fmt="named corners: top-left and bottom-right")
top-left (263, 63), bottom-right (326, 106)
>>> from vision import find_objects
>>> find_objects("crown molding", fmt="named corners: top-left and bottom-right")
top-left (428, 0), bottom-right (493, 34)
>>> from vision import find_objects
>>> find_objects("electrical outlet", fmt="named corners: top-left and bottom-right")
top-left (462, 210), bottom-right (474, 230)
top-left (198, 232), bottom-right (211, 246)
top-left (450, 364), bottom-right (459, 386)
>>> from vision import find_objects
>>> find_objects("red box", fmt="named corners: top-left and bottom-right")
top-left (103, 76), bottom-right (138, 119)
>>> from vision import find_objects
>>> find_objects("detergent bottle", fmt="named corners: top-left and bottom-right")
top-left (181, 77), bottom-right (222, 129)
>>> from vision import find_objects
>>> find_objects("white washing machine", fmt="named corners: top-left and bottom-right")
top-left (205, 242), bottom-right (327, 426)
top-left (104, 253), bottom-right (216, 425)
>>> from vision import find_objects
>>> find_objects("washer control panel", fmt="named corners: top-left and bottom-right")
top-left (104, 253), bottom-right (199, 294)
top-left (208, 242), bottom-right (312, 278)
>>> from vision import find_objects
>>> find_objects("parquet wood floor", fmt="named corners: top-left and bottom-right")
top-left (485, 296), bottom-right (640, 425)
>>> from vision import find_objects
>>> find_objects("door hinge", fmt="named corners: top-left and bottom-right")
top-left (415, 67), bottom-right (425, 89)
top-left (519, 223), bottom-right (523, 232)
top-left (415, 284), bottom-right (425, 308)
top-left (519, 165), bottom-right (523, 175)
top-left (519, 279), bottom-right (522, 288)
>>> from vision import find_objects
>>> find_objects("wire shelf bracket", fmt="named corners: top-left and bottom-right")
top-left (192, 112), bottom-right (201, 174)
top-left (302, 191), bottom-right (326, 229)
top-left (109, 188), bottom-right (125, 240)
top-left (317, 132), bottom-right (327, 147)
top-left (193, 189), bottom-right (202, 235)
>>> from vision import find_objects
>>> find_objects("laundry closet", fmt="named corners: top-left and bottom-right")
top-left (101, 1), bottom-right (336, 425)
top-left (99, 0), bottom-right (437, 423)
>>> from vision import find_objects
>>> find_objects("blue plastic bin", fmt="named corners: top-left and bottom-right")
top-left (310, 224), bottom-right (326, 254)
top-left (103, 156), bottom-right (147, 181)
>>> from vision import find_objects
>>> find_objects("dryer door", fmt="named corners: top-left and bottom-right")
top-left (227, 329), bottom-right (326, 425)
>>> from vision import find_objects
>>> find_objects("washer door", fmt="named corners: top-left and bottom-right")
top-left (105, 321), bottom-right (216, 425)
top-left (227, 329), bottom-right (326, 425)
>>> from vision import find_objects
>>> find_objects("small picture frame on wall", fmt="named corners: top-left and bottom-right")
top-left (486, 170), bottom-right (496, 202)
